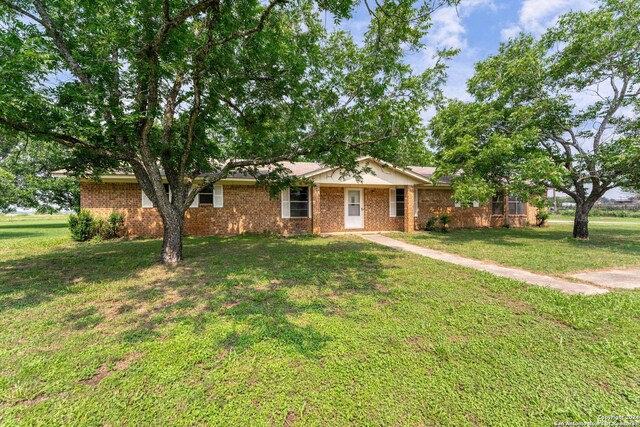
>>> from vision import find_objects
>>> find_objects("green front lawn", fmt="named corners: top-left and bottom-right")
top-left (1, 216), bottom-right (639, 425)
top-left (550, 215), bottom-right (640, 223)
top-left (394, 220), bottom-right (640, 275)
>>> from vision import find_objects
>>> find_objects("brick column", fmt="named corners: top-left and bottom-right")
top-left (312, 185), bottom-right (321, 234)
top-left (503, 191), bottom-right (509, 226)
top-left (404, 185), bottom-right (415, 233)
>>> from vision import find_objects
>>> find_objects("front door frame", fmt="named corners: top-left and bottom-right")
top-left (344, 187), bottom-right (364, 229)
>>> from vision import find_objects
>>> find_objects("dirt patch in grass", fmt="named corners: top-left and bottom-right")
top-left (9, 394), bottom-right (47, 408)
top-left (80, 352), bottom-right (144, 386)
top-left (406, 336), bottom-right (430, 353)
top-left (484, 293), bottom-right (535, 315)
top-left (502, 298), bottom-right (534, 314)
top-left (284, 411), bottom-right (297, 426)
top-left (375, 283), bottom-right (390, 293)
top-left (448, 335), bottom-right (468, 344)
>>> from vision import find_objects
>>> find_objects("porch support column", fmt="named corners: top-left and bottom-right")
top-left (404, 185), bottom-right (415, 233)
top-left (312, 185), bottom-right (321, 234)
top-left (503, 191), bottom-right (509, 226)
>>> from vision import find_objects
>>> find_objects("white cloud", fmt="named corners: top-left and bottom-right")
top-left (428, 0), bottom-right (497, 50)
top-left (501, 0), bottom-right (597, 40)
top-left (500, 25), bottom-right (522, 40)
top-left (429, 7), bottom-right (467, 50)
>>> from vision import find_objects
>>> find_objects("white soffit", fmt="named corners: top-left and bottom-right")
top-left (310, 159), bottom-right (428, 186)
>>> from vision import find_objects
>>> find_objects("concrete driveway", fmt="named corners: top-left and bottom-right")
top-left (570, 269), bottom-right (640, 289)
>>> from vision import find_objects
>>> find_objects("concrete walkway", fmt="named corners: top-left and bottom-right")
top-left (361, 234), bottom-right (608, 295)
top-left (570, 268), bottom-right (640, 289)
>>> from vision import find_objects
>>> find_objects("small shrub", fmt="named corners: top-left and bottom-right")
top-left (106, 211), bottom-right (125, 238)
top-left (424, 216), bottom-right (437, 231)
top-left (69, 209), bottom-right (95, 241)
top-left (93, 218), bottom-right (109, 240)
top-left (69, 210), bottom-right (125, 241)
top-left (536, 211), bottom-right (550, 227)
top-left (438, 212), bottom-right (450, 232)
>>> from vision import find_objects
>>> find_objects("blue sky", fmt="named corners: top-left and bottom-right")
top-left (422, 0), bottom-right (598, 103)
top-left (351, 0), bottom-right (632, 199)
top-left (337, 0), bottom-right (600, 119)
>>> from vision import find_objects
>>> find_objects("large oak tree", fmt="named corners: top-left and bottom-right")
top-left (0, 0), bottom-right (455, 262)
top-left (430, 0), bottom-right (640, 239)
top-left (0, 136), bottom-right (80, 212)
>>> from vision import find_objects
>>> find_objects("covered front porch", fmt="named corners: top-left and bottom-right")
top-left (301, 158), bottom-right (433, 235)
top-left (310, 185), bottom-right (417, 234)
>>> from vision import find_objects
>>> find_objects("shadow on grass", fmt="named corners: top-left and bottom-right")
top-left (0, 231), bottom-right (53, 240)
top-left (0, 235), bottom-right (398, 358)
top-left (0, 222), bottom-right (68, 230)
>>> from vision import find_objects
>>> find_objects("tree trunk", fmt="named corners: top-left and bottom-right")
top-left (160, 209), bottom-right (184, 264)
top-left (572, 203), bottom-right (591, 239)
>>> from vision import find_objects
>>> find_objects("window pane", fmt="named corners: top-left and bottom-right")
top-left (290, 205), bottom-right (308, 217)
top-left (492, 192), bottom-right (504, 215)
top-left (290, 187), bottom-right (309, 202)
top-left (395, 188), bottom-right (405, 216)
top-left (508, 196), bottom-right (525, 215)
top-left (348, 204), bottom-right (360, 216)
top-left (199, 194), bottom-right (213, 205)
top-left (289, 192), bottom-right (308, 217)
top-left (198, 184), bottom-right (213, 205)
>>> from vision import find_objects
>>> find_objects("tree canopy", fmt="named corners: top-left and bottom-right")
top-left (0, 135), bottom-right (79, 212)
top-left (430, 0), bottom-right (640, 238)
top-left (0, 0), bottom-right (456, 262)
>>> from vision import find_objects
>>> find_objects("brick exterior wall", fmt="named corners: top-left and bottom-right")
top-left (80, 182), bottom-right (311, 236)
top-left (404, 185), bottom-right (415, 233)
top-left (316, 187), bottom-right (404, 233)
top-left (81, 182), bottom-right (537, 236)
top-left (415, 188), bottom-right (537, 230)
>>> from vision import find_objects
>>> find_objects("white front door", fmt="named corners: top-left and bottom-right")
top-left (344, 188), bottom-right (364, 229)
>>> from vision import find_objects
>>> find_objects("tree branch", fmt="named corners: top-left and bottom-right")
top-left (32, 0), bottom-right (93, 88)
top-left (0, 116), bottom-right (128, 161)
top-left (0, 0), bottom-right (43, 24)
top-left (209, 0), bottom-right (288, 47)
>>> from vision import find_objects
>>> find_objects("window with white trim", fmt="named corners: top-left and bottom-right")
top-left (281, 187), bottom-right (310, 218)
top-left (141, 183), bottom-right (171, 208)
top-left (198, 185), bottom-right (214, 205)
top-left (508, 196), bottom-right (525, 215)
top-left (195, 184), bottom-right (223, 208)
top-left (492, 191), bottom-right (505, 215)
top-left (389, 188), bottom-right (405, 217)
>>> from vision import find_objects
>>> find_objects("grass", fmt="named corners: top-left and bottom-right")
top-left (550, 215), bottom-right (640, 223)
top-left (0, 216), bottom-right (639, 425)
top-left (394, 220), bottom-right (640, 275)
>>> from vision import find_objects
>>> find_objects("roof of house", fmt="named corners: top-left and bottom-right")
top-left (222, 160), bottom-right (449, 184)
top-left (54, 157), bottom-right (451, 186)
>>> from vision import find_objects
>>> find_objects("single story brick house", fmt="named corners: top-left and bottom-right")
top-left (62, 157), bottom-right (537, 236)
